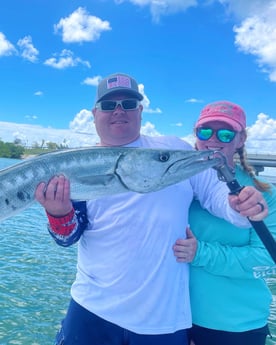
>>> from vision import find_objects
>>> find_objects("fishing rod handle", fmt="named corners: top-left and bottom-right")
top-left (227, 180), bottom-right (276, 264)
top-left (249, 219), bottom-right (276, 264)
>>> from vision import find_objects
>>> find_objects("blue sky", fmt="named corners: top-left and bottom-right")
top-left (0, 0), bottom-right (276, 152)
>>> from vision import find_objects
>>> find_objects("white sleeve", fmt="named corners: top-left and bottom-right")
top-left (190, 167), bottom-right (250, 228)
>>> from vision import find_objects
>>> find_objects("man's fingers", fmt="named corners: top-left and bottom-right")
top-left (62, 177), bottom-right (71, 201)
top-left (35, 182), bottom-right (46, 203)
top-left (54, 176), bottom-right (68, 201)
top-left (44, 176), bottom-right (59, 200)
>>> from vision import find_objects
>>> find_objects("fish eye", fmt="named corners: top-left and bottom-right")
top-left (159, 152), bottom-right (170, 162)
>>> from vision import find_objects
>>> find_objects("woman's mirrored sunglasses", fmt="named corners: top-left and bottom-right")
top-left (96, 99), bottom-right (140, 112)
top-left (196, 127), bottom-right (237, 143)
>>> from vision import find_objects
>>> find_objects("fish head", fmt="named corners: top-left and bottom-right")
top-left (115, 148), bottom-right (222, 193)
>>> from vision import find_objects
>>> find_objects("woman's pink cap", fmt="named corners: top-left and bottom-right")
top-left (196, 101), bottom-right (246, 131)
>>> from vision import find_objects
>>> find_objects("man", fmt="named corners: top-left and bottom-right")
top-left (35, 73), bottom-right (267, 345)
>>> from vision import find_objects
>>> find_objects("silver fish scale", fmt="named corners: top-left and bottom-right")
top-left (0, 147), bottom-right (219, 221)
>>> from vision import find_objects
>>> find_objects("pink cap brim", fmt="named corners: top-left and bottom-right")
top-left (196, 115), bottom-right (243, 131)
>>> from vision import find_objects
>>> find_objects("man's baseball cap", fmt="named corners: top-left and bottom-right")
top-left (196, 100), bottom-right (246, 131)
top-left (96, 73), bottom-right (143, 102)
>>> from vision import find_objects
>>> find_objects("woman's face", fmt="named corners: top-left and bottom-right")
top-left (195, 120), bottom-right (246, 167)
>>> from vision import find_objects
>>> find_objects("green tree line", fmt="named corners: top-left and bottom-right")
top-left (0, 140), bottom-right (25, 158)
top-left (0, 139), bottom-right (68, 159)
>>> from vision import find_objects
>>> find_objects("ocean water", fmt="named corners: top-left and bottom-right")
top-left (0, 158), bottom-right (275, 344)
top-left (0, 158), bottom-right (77, 344)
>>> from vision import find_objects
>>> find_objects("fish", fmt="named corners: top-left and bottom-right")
top-left (0, 146), bottom-right (220, 221)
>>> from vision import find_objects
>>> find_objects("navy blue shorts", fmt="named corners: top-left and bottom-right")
top-left (55, 299), bottom-right (188, 345)
top-left (189, 323), bottom-right (271, 345)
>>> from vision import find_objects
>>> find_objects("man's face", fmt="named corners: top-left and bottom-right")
top-left (92, 93), bottom-right (143, 147)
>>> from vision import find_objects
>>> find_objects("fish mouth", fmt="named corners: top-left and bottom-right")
top-left (114, 149), bottom-right (224, 194)
top-left (161, 150), bottom-right (222, 181)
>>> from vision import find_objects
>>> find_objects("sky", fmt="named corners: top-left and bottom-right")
top-left (0, 0), bottom-right (276, 153)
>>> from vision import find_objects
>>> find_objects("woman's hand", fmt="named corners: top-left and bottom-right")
top-left (173, 227), bottom-right (198, 263)
top-left (228, 186), bottom-right (268, 221)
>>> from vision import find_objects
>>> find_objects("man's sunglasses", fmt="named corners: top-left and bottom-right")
top-left (96, 99), bottom-right (140, 112)
top-left (196, 127), bottom-right (237, 143)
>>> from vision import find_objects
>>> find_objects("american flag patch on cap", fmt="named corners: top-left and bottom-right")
top-left (107, 75), bottom-right (131, 89)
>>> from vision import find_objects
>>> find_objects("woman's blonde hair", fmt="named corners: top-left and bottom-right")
top-left (235, 132), bottom-right (271, 193)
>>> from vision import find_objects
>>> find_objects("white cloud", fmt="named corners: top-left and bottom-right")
top-left (69, 109), bottom-right (97, 135)
top-left (171, 122), bottom-right (183, 127)
top-left (44, 49), bottom-right (91, 69)
top-left (115, 0), bottom-right (198, 22)
top-left (115, 0), bottom-right (276, 82)
top-left (218, 0), bottom-right (272, 19)
top-left (54, 7), bottom-right (111, 43)
top-left (185, 98), bottom-right (204, 103)
top-left (141, 121), bottom-right (162, 136)
top-left (17, 35), bottom-right (39, 62)
top-left (219, 0), bottom-right (276, 82)
top-left (34, 91), bottom-right (43, 96)
top-left (143, 107), bottom-right (162, 114)
top-left (139, 84), bottom-right (162, 114)
top-left (0, 121), bottom-right (98, 148)
top-left (181, 133), bottom-right (196, 147)
top-left (25, 115), bottom-right (38, 120)
top-left (245, 113), bottom-right (276, 153)
top-left (0, 32), bottom-right (17, 56)
top-left (82, 75), bottom-right (102, 86)
top-left (233, 3), bottom-right (276, 82)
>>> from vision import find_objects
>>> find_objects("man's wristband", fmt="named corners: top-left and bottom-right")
top-left (46, 209), bottom-right (76, 236)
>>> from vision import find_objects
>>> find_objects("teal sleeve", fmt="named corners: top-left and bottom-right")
top-left (192, 228), bottom-right (274, 279)
top-left (191, 167), bottom-right (276, 279)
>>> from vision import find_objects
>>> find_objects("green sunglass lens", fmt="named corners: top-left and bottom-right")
top-left (217, 129), bottom-right (236, 143)
top-left (197, 128), bottom-right (213, 140)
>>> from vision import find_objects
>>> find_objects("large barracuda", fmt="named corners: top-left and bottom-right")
top-left (0, 147), bottom-right (220, 221)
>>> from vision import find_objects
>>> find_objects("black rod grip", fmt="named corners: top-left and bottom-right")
top-left (249, 219), bottom-right (276, 263)
top-left (227, 179), bottom-right (276, 264)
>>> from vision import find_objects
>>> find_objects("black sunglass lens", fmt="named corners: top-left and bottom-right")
top-left (217, 129), bottom-right (236, 143)
top-left (197, 128), bottom-right (213, 141)
top-left (101, 101), bottom-right (116, 111)
top-left (122, 99), bottom-right (137, 110)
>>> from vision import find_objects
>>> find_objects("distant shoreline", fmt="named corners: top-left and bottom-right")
top-left (21, 154), bottom-right (37, 159)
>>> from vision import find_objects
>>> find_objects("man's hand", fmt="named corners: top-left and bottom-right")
top-left (228, 186), bottom-right (268, 221)
top-left (35, 175), bottom-right (73, 217)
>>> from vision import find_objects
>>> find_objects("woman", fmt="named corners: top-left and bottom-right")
top-left (173, 101), bottom-right (276, 345)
